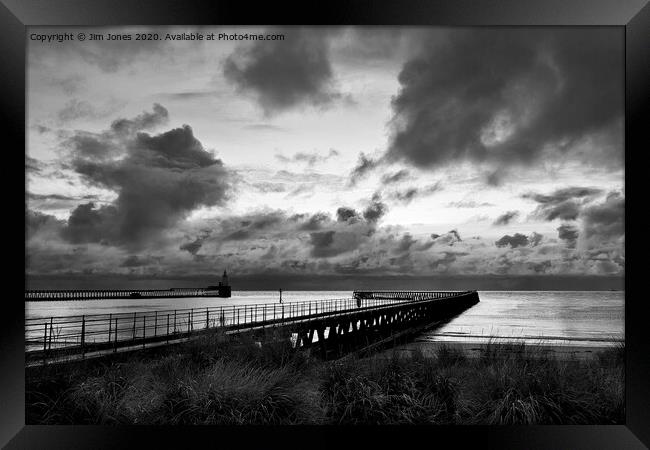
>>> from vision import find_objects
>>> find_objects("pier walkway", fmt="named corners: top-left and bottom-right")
top-left (25, 288), bottom-right (226, 300)
top-left (26, 290), bottom-right (480, 365)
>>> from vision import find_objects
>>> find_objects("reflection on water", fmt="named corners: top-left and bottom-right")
top-left (418, 291), bottom-right (624, 347)
top-left (25, 290), bottom-right (624, 347)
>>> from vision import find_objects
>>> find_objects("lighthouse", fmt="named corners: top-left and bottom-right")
top-left (206, 269), bottom-right (232, 297)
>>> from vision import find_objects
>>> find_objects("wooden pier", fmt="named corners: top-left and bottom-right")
top-left (24, 287), bottom-right (230, 301)
top-left (25, 290), bottom-right (479, 365)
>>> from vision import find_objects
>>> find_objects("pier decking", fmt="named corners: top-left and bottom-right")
top-left (26, 290), bottom-right (480, 365)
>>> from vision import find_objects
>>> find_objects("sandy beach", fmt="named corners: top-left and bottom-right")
top-left (385, 340), bottom-right (620, 361)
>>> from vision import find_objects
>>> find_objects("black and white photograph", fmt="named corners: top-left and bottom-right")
top-left (22, 23), bottom-right (628, 427)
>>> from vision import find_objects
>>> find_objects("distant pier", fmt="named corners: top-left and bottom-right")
top-left (26, 270), bottom-right (232, 301)
top-left (25, 287), bottom-right (231, 301)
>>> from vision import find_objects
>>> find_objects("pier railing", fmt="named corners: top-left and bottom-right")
top-left (25, 291), bottom-right (471, 362)
top-left (25, 288), bottom-right (223, 301)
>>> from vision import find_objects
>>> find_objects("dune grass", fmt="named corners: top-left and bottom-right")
top-left (26, 333), bottom-right (624, 425)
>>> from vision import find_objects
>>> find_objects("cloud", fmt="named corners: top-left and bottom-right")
top-left (447, 200), bottom-right (494, 208)
top-left (381, 169), bottom-right (410, 184)
top-left (493, 210), bottom-right (519, 225)
top-left (432, 230), bottom-right (462, 246)
top-left (581, 192), bottom-right (624, 243)
top-left (362, 197), bottom-right (388, 223)
top-left (298, 212), bottom-right (331, 231)
top-left (394, 233), bottom-right (417, 253)
top-left (385, 183), bottom-right (442, 204)
top-left (61, 105), bottom-right (231, 249)
top-left (430, 251), bottom-right (469, 271)
top-left (523, 186), bottom-right (603, 221)
top-left (179, 230), bottom-right (212, 255)
top-left (386, 29), bottom-right (622, 172)
top-left (27, 192), bottom-right (102, 211)
top-left (529, 232), bottom-right (543, 247)
top-left (495, 231), bottom-right (544, 249)
top-left (223, 28), bottom-right (344, 115)
top-left (110, 103), bottom-right (169, 135)
top-left (275, 148), bottom-right (339, 166)
top-left (336, 207), bottom-right (361, 223)
top-left (557, 224), bottom-right (579, 248)
top-left (348, 152), bottom-right (383, 186)
top-left (120, 255), bottom-right (163, 267)
top-left (495, 233), bottom-right (530, 248)
top-left (26, 209), bottom-right (65, 238)
top-left (242, 123), bottom-right (287, 132)
top-left (26, 155), bottom-right (45, 173)
top-left (251, 182), bottom-right (287, 193)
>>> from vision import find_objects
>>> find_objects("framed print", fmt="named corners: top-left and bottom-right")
top-left (2, 0), bottom-right (648, 448)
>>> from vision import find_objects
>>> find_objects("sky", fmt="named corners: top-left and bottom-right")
top-left (25, 26), bottom-right (625, 289)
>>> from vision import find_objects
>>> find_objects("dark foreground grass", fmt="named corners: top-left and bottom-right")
top-left (26, 333), bottom-right (624, 425)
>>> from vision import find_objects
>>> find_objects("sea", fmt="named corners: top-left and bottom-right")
top-left (25, 290), bottom-right (624, 348)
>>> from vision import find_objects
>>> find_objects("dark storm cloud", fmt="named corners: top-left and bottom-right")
top-left (61, 104), bottom-right (168, 161)
top-left (348, 152), bottom-right (383, 185)
top-left (298, 212), bottom-right (331, 231)
top-left (275, 148), bottom-right (339, 166)
top-left (336, 207), bottom-right (361, 223)
top-left (581, 192), bottom-right (624, 242)
top-left (179, 230), bottom-right (212, 255)
top-left (386, 29), bottom-right (622, 171)
top-left (523, 187), bottom-right (603, 221)
top-left (225, 212), bottom-right (286, 240)
top-left (120, 255), bottom-right (162, 267)
top-left (308, 229), bottom-right (370, 258)
top-left (430, 251), bottom-right (469, 270)
top-left (362, 198), bottom-right (388, 223)
top-left (394, 233), bottom-right (417, 253)
top-left (61, 202), bottom-right (119, 244)
top-left (493, 211), bottom-right (519, 226)
top-left (223, 28), bottom-right (343, 115)
top-left (309, 231), bottom-right (336, 256)
top-left (432, 230), bottom-right (462, 246)
top-left (26, 209), bottom-right (65, 238)
top-left (494, 231), bottom-right (542, 249)
top-left (495, 233), bottom-right (529, 248)
top-left (557, 224), bottom-right (579, 248)
top-left (528, 260), bottom-right (552, 274)
top-left (180, 238), bottom-right (204, 255)
top-left (386, 183), bottom-right (442, 204)
top-left (62, 105), bottom-right (231, 248)
top-left (110, 103), bottom-right (169, 135)
top-left (65, 131), bottom-right (120, 160)
top-left (524, 187), bottom-right (603, 205)
top-left (381, 170), bottom-right (410, 184)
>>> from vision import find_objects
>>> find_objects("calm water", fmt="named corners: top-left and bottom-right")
top-left (25, 290), bottom-right (624, 347)
top-left (418, 290), bottom-right (624, 347)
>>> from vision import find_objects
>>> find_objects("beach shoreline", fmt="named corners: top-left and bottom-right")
top-left (387, 340), bottom-right (621, 361)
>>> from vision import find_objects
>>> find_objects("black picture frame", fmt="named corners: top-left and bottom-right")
top-left (3, 0), bottom-right (648, 448)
